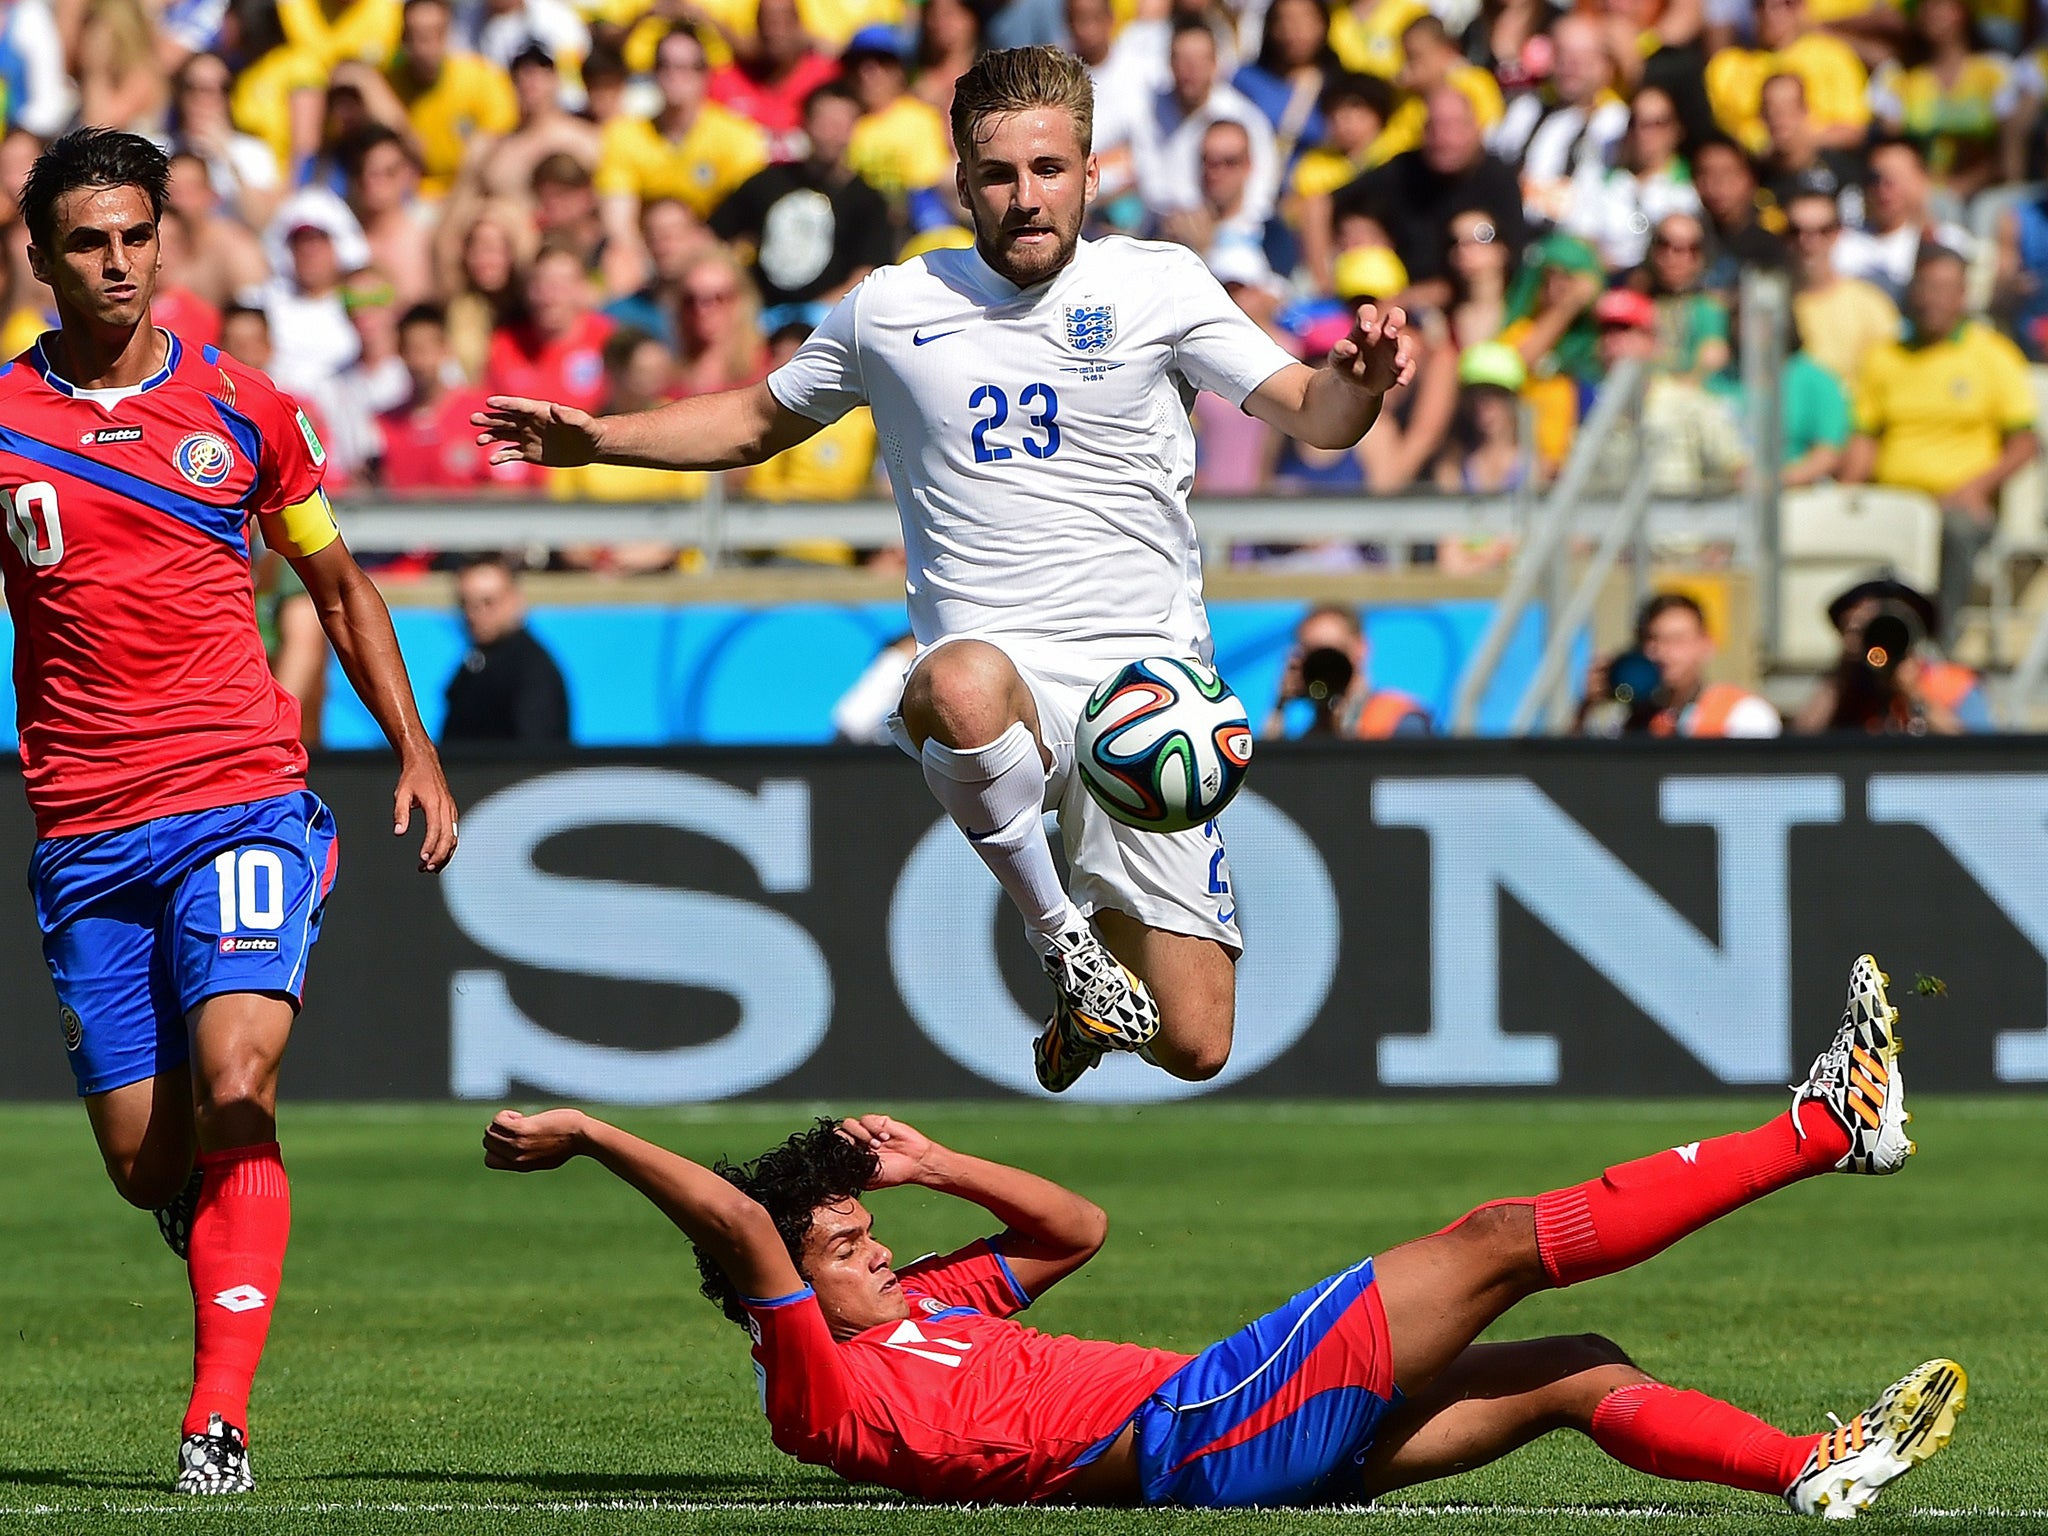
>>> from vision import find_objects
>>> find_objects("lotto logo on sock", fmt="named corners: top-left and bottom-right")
top-left (212, 1285), bottom-right (269, 1313)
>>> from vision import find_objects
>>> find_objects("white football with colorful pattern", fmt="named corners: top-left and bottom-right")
top-left (1075, 658), bottom-right (1253, 833)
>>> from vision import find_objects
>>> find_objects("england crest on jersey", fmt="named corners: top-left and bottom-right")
top-left (1064, 303), bottom-right (1116, 353)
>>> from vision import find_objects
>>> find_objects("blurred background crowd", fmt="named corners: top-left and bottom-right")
top-left (0, 0), bottom-right (2036, 517)
top-left (6, 0), bottom-right (2048, 736)
top-left (0, 0), bottom-right (2037, 546)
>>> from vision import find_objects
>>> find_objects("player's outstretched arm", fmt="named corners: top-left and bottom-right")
top-left (290, 539), bottom-right (458, 872)
top-left (841, 1115), bottom-right (1108, 1298)
top-left (473, 380), bottom-right (824, 473)
top-left (1245, 303), bottom-right (1419, 450)
top-left (485, 1109), bottom-right (803, 1301)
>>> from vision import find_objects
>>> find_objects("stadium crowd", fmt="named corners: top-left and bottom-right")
top-left (0, 0), bottom-right (2023, 469)
top-left (3, 0), bottom-right (2043, 734)
top-left (0, 0), bottom-right (2036, 557)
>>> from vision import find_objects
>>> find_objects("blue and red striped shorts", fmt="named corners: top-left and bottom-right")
top-left (1130, 1257), bottom-right (1399, 1507)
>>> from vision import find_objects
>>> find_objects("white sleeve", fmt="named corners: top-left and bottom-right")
top-left (766, 285), bottom-right (867, 424)
top-left (1168, 249), bottom-right (1298, 406)
top-left (1720, 694), bottom-right (1785, 738)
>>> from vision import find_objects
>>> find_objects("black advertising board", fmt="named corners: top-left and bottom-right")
top-left (2, 740), bottom-right (2043, 1101)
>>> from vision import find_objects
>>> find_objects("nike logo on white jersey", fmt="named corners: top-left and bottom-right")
top-left (880, 1319), bottom-right (973, 1367)
top-left (911, 329), bottom-right (963, 346)
top-left (1674, 1142), bottom-right (1701, 1164)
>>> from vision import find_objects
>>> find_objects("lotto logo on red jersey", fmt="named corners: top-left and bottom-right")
top-left (174, 432), bottom-right (235, 487)
top-left (79, 426), bottom-right (143, 446)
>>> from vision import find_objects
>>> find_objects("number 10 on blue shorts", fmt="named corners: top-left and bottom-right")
top-left (29, 790), bottom-right (339, 1097)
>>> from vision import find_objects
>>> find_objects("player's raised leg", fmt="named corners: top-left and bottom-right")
top-left (897, 640), bottom-right (1161, 1087)
top-left (1093, 911), bottom-right (1234, 1082)
top-left (1356, 1337), bottom-right (1965, 1518)
top-left (1372, 954), bottom-right (1912, 1396)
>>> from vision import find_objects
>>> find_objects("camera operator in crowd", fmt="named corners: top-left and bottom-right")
top-left (1579, 593), bottom-right (1781, 738)
top-left (1791, 579), bottom-right (1991, 735)
top-left (1262, 604), bottom-right (1433, 739)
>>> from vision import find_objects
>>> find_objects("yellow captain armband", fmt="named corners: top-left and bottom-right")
top-left (258, 487), bottom-right (341, 559)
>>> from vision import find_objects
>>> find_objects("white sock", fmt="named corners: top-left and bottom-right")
top-left (921, 722), bottom-right (1078, 939)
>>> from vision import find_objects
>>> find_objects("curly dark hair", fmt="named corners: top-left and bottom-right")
top-left (694, 1119), bottom-right (880, 1328)
top-left (21, 127), bottom-right (170, 254)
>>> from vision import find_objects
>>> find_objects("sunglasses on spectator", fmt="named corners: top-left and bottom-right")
top-left (1202, 153), bottom-right (1250, 168)
top-left (1654, 237), bottom-right (1703, 254)
top-left (1790, 220), bottom-right (1840, 238)
top-left (685, 287), bottom-right (739, 307)
top-left (1633, 112), bottom-right (1676, 129)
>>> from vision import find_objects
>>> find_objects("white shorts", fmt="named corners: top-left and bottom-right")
top-left (890, 638), bottom-right (1243, 955)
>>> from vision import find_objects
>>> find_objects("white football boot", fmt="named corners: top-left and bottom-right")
top-left (1032, 915), bottom-right (1160, 1093)
top-left (174, 1414), bottom-right (255, 1495)
top-left (1793, 954), bottom-right (1914, 1174)
top-left (1785, 1358), bottom-right (1967, 1519)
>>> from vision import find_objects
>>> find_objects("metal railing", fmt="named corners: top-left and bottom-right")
top-left (332, 483), bottom-right (1751, 564)
top-left (1448, 358), bottom-right (1650, 734)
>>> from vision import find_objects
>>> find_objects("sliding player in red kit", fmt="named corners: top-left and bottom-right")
top-left (490, 957), bottom-right (1964, 1521)
top-left (0, 129), bottom-right (456, 1493)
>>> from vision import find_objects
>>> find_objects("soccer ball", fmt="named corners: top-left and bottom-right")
top-left (1075, 658), bottom-right (1253, 833)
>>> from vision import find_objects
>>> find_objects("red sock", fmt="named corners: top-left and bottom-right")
top-left (1534, 1103), bottom-right (1849, 1287)
top-left (183, 1142), bottom-right (291, 1438)
top-left (1591, 1382), bottom-right (1820, 1495)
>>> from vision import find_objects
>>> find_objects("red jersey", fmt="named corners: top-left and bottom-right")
top-left (0, 331), bottom-right (330, 838)
top-left (485, 311), bottom-right (612, 416)
top-left (710, 53), bottom-right (840, 146)
top-left (746, 1240), bottom-right (1191, 1504)
top-left (379, 385), bottom-right (526, 492)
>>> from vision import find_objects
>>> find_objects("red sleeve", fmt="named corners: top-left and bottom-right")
top-left (225, 363), bottom-right (327, 515)
top-left (897, 1238), bottom-right (1034, 1319)
top-left (743, 1287), bottom-right (859, 1457)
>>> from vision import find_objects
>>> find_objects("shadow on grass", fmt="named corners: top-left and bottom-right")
top-left (0, 1468), bottom-right (165, 1492)
top-left (297, 1468), bottom-right (872, 1501)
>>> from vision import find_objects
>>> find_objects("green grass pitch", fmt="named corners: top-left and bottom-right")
top-left (0, 1098), bottom-right (2042, 1536)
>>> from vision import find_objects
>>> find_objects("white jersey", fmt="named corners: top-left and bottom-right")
top-left (766, 235), bottom-right (1297, 678)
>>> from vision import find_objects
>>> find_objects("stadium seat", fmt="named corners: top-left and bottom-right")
top-left (1777, 485), bottom-right (1942, 668)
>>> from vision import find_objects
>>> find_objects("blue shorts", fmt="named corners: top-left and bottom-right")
top-left (1129, 1257), bottom-right (1399, 1508)
top-left (29, 791), bottom-right (339, 1097)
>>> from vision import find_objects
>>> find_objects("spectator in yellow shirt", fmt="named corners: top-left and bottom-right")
top-left (596, 26), bottom-right (771, 293)
top-left (1290, 72), bottom-right (1395, 200)
top-left (1784, 188), bottom-right (1901, 388)
top-left (1705, 0), bottom-right (1869, 153)
top-left (1867, 0), bottom-right (2018, 201)
top-left (844, 26), bottom-right (953, 197)
top-left (387, 0), bottom-right (518, 198)
top-left (1371, 15), bottom-right (1505, 166)
top-left (1327, 0), bottom-right (1429, 79)
top-left (277, 0), bottom-right (403, 72)
top-left (1843, 245), bottom-right (2040, 624)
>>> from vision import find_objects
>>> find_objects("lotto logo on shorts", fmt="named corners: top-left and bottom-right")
top-left (58, 1005), bottom-right (80, 1052)
top-left (173, 432), bottom-right (235, 487)
top-left (219, 936), bottom-right (281, 954)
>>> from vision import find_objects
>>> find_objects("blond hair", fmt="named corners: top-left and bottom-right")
top-left (949, 45), bottom-right (1095, 163)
